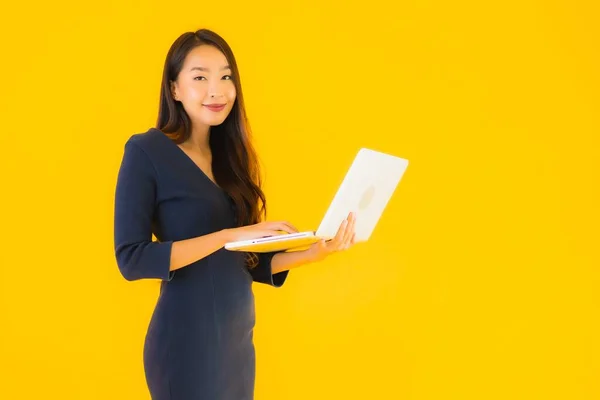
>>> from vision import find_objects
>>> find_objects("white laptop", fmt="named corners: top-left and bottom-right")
top-left (224, 147), bottom-right (409, 253)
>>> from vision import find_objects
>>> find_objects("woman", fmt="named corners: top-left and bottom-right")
top-left (113, 29), bottom-right (356, 400)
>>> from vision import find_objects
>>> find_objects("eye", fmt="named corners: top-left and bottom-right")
top-left (222, 75), bottom-right (232, 80)
top-left (193, 76), bottom-right (207, 81)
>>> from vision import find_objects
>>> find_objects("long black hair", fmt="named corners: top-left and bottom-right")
top-left (156, 29), bottom-right (267, 268)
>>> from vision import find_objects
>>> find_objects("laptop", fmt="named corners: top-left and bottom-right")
top-left (224, 147), bottom-right (409, 253)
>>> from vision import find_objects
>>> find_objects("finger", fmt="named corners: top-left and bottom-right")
top-left (348, 214), bottom-right (357, 245)
top-left (337, 213), bottom-right (354, 250)
top-left (335, 218), bottom-right (348, 243)
top-left (260, 230), bottom-right (281, 237)
top-left (343, 231), bottom-right (355, 250)
top-left (282, 221), bottom-right (299, 233)
top-left (269, 221), bottom-right (297, 234)
top-left (278, 221), bottom-right (299, 233)
top-left (341, 212), bottom-right (355, 246)
top-left (347, 230), bottom-right (356, 248)
top-left (324, 233), bottom-right (341, 252)
top-left (328, 218), bottom-right (348, 251)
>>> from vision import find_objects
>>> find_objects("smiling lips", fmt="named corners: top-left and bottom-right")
top-left (203, 103), bottom-right (226, 112)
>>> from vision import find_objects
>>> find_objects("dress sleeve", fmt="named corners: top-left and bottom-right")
top-left (248, 251), bottom-right (289, 287)
top-left (114, 140), bottom-right (174, 281)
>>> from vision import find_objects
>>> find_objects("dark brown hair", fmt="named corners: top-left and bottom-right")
top-left (156, 29), bottom-right (266, 268)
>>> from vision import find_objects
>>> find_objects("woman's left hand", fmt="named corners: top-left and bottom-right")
top-left (305, 212), bottom-right (357, 263)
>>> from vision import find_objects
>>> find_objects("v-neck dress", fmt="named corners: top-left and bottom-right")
top-left (113, 127), bottom-right (289, 400)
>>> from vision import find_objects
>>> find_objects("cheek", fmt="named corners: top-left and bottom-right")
top-left (227, 85), bottom-right (236, 102)
top-left (183, 85), bottom-right (206, 102)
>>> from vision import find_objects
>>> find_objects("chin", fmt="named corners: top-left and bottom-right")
top-left (198, 111), bottom-right (231, 127)
top-left (194, 115), bottom-right (226, 127)
top-left (207, 118), bottom-right (228, 126)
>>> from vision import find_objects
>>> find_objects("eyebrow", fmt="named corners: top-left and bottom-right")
top-left (189, 65), bottom-right (231, 72)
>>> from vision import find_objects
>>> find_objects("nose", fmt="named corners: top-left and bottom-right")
top-left (208, 81), bottom-right (225, 99)
top-left (208, 82), bottom-right (226, 99)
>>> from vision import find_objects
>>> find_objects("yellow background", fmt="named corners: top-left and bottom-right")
top-left (1, 0), bottom-right (598, 399)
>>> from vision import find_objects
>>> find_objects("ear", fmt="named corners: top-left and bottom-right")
top-left (170, 81), bottom-right (179, 101)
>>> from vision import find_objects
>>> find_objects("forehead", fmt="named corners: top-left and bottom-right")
top-left (182, 45), bottom-right (229, 70)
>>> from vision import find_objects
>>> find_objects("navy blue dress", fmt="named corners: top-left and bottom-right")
top-left (113, 127), bottom-right (289, 400)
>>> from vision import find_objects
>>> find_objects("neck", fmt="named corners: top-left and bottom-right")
top-left (186, 123), bottom-right (211, 154)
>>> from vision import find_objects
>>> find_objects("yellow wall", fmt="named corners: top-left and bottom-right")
top-left (1, 0), bottom-right (598, 399)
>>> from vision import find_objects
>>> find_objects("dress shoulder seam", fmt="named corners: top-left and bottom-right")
top-left (128, 139), bottom-right (162, 194)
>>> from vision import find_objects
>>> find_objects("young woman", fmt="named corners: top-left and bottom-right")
top-left (114, 29), bottom-right (356, 400)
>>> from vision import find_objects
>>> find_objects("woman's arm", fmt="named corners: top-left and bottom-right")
top-left (271, 249), bottom-right (318, 274)
top-left (168, 230), bottom-right (231, 272)
top-left (169, 225), bottom-right (295, 272)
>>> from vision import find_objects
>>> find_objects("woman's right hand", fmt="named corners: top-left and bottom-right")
top-left (224, 221), bottom-right (299, 242)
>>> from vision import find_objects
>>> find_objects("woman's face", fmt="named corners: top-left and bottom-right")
top-left (171, 45), bottom-right (236, 127)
